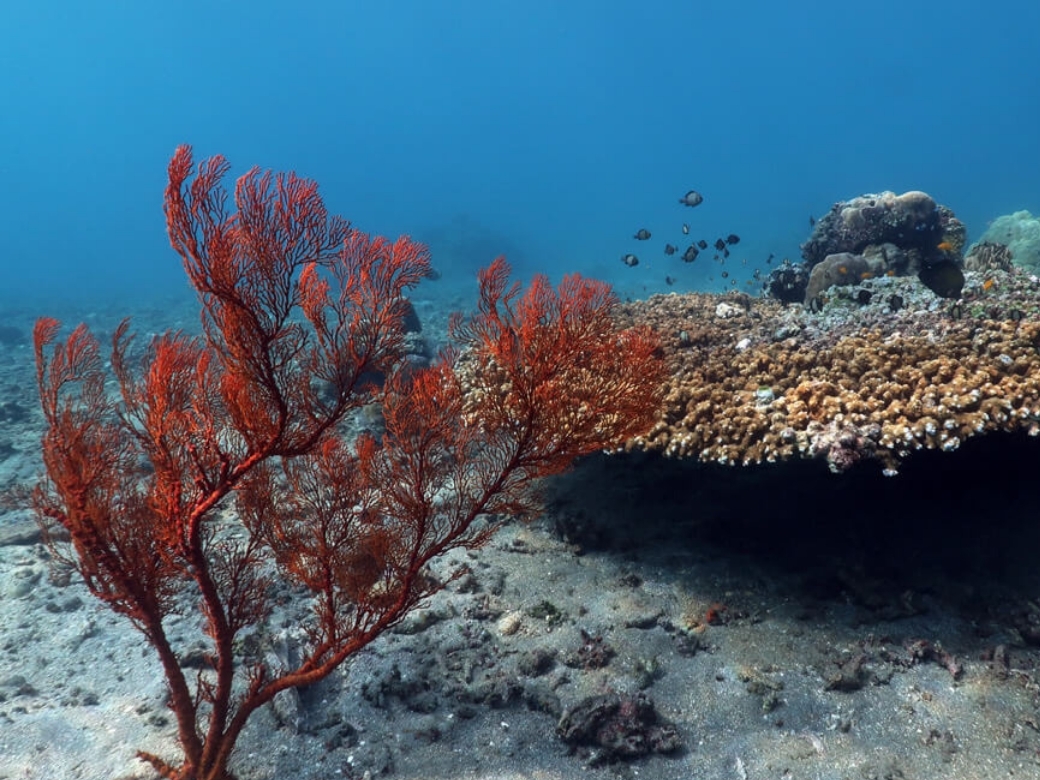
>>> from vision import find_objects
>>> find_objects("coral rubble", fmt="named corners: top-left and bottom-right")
top-left (622, 267), bottom-right (1040, 473)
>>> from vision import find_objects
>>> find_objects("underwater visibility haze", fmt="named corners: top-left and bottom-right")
top-left (2, 0), bottom-right (1039, 305)
top-left (9, 4), bottom-right (1040, 779)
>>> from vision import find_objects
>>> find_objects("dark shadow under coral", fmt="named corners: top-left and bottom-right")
top-left (547, 432), bottom-right (1040, 630)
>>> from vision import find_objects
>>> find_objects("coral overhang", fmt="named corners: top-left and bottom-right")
top-left (621, 268), bottom-right (1040, 474)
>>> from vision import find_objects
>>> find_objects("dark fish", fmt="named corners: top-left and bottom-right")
top-left (721, 271), bottom-right (729, 278)
top-left (725, 234), bottom-right (740, 245)
top-left (722, 247), bottom-right (730, 258)
top-left (697, 239), bottom-right (708, 249)
top-left (621, 253), bottom-right (639, 267)
top-left (714, 238), bottom-right (726, 251)
top-left (664, 243), bottom-right (677, 256)
top-left (682, 223), bottom-right (690, 235)
top-left (665, 275), bottom-right (676, 286)
top-left (679, 190), bottom-right (704, 207)
top-left (766, 253), bottom-right (774, 264)
top-left (633, 228), bottom-right (651, 240)
top-left (918, 260), bottom-right (964, 299)
top-left (681, 245), bottom-right (699, 263)
top-left (809, 215), bottom-right (816, 228)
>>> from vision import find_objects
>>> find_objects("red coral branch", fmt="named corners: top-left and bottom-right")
top-left (454, 256), bottom-right (666, 476)
top-left (33, 147), bottom-right (665, 780)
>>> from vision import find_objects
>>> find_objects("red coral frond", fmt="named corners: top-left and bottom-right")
top-left (456, 258), bottom-right (665, 477)
top-left (165, 148), bottom-right (433, 458)
top-left (34, 148), bottom-right (667, 780)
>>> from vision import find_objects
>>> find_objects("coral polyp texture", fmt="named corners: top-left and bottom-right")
top-left (621, 266), bottom-right (1040, 474)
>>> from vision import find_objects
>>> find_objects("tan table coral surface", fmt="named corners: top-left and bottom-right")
top-left (621, 273), bottom-right (1040, 473)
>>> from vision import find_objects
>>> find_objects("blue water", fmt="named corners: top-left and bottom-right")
top-left (2, 1), bottom-right (1038, 308)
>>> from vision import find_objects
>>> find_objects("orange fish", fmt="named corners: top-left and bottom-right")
top-left (860, 272), bottom-right (874, 280)
top-left (982, 277), bottom-right (995, 291)
top-left (937, 241), bottom-right (954, 252)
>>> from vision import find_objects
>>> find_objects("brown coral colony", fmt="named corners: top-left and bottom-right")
top-left (620, 190), bottom-right (1040, 474)
top-left (622, 293), bottom-right (1040, 474)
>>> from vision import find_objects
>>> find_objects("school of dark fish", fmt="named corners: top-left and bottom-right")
top-left (622, 188), bottom-right (763, 289)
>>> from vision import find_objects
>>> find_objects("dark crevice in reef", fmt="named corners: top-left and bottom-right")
top-left (548, 432), bottom-right (1040, 621)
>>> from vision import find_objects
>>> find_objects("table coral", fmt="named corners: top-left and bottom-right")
top-left (621, 268), bottom-right (1040, 474)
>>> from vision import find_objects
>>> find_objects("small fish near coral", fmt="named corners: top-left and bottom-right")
top-left (634, 228), bottom-right (652, 240)
top-left (621, 253), bottom-right (640, 267)
top-left (918, 259), bottom-right (965, 299)
top-left (679, 190), bottom-right (704, 207)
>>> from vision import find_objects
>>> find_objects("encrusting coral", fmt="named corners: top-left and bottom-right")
top-left (620, 266), bottom-right (1040, 474)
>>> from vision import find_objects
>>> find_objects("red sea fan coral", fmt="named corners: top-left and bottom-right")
top-left (32, 145), bottom-right (665, 780)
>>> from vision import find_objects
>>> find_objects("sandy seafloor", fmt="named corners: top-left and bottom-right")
top-left (3, 291), bottom-right (1040, 780)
